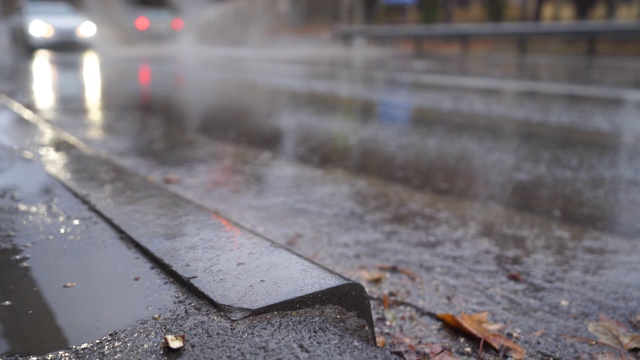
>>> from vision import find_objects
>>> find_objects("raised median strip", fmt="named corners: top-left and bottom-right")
top-left (0, 94), bottom-right (375, 343)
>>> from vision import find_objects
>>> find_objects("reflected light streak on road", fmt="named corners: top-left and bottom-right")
top-left (138, 63), bottom-right (152, 103)
top-left (138, 63), bottom-right (152, 88)
top-left (211, 213), bottom-right (241, 252)
top-left (82, 51), bottom-right (103, 138)
top-left (31, 50), bottom-right (56, 112)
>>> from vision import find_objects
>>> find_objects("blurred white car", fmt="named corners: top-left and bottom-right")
top-left (11, 1), bottom-right (97, 51)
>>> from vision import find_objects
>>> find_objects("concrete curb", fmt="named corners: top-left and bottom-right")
top-left (0, 93), bottom-right (375, 344)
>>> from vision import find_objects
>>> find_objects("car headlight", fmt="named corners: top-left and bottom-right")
top-left (76, 20), bottom-right (97, 38)
top-left (29, 19), bottom-right (55, 38)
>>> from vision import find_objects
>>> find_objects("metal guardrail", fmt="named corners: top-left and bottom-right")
top-left (335, 21), bottom-right (640, 55)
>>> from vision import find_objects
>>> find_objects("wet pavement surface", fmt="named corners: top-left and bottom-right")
top-left (1, 18), bottom-right (640, 359)
top-left (0, 135), bottom-right (384, 360)
top-left (0, 146), bottom-right (193, 356)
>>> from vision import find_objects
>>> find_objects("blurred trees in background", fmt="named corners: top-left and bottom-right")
top-left (281, 0), bottom-right (636, 28)
top-left (418, 0), bottom-right (439, 23)
top-left (484, 0), bottom-right (507, 21)
top-left (337, 0), bottom-right (639, 24)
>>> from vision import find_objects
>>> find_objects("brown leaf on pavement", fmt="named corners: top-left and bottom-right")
top-left (163, 175), bottom-right (181, 185)
top-left (507, 272), bottom-right (523, 282)
top-left (377, 264), bottom-right (417, 281)
top-left (162, 334), bottom-right (186, 351)
top-left (436, 311), bottom-right (525, 359)
top-left (364, 272), bottom-right (386, 283)
top-left (382, 293), bottom-right (390, 310)
top-left (588, 315), bottom-right (640, 351)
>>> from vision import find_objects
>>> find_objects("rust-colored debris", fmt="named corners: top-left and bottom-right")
top-left (507, 272), bottom-right (523, 282)
top-left (377, 264), bottom-right (417, 281)
top-left (163, 175), bottom-right (182, 185)
top-left (163, 334), bottom-right (186, 350)
top-left (436, 311), bottom-right (525, 359)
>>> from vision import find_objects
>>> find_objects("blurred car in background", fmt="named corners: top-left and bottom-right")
top-left (125, 0), bottom-right (184, 39)
top-left (10, 1), bottom-right (97, 52)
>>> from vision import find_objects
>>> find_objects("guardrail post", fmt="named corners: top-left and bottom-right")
top-left (415, 37), bottom-right (423, 56)
top-left (517, 36), bottom-right (528, 55)
top-left (460, 36), bottom-right (469, 56)
top-left (587, 35), bottom-right (597, 56)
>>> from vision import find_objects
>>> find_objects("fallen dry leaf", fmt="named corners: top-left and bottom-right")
top-left (437, 311), bottom-right (525, 359)
top-left (507, 272), bottom-right (523, 282)
top-left (588, 315), bottom-right (640, 351)
top-left (382, 293), bottom-right (390, 310)
top-left (376, 264), bottom-right (417, 281)
top-left (376, 335), bottom-right (386, 348)
top-left (381, 293), bottom-right (396, 323)
top-left (163, 334), bottom-right (185, 350)
top-left (163, 175), bottom-right (181, 185)
top-left (364, 272), bottom-right (386, 283)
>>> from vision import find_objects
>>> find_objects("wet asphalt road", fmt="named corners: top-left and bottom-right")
top-left (1, 21), bottom-right (640, 359)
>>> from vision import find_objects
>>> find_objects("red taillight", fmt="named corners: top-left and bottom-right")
top-left (138, 63), bottom-right (151, 87)
top-left (171, 17), bottom-right (184, 31)
top-left (134, 16), bottom-right (150, 31)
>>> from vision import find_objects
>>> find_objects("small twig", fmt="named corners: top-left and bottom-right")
top-left (498, 345), bottom-right (505, 360)
top-left (536, 350), bottom-right (559, 359)
top-left (477, 338), bottom-right (485, 360)
top-left (369, 296), bottom-right (439, 320)
top-left (429, 348), bottom-right (446, 359)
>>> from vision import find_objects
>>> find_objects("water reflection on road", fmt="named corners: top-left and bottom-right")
top-left (0, 149), bottom-right (186, 357)
top-left (29, 50), bottom-right (104, 139)
top-left (16, 47), bottom-right (640, 241)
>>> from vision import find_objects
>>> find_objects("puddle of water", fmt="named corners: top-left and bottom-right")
top-left (0, 110), bottom-right (18, 148)
top-left (0, 149), bottom-right (183, 357)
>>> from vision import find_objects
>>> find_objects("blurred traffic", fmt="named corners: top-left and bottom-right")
top-left (9, 1), bottom-right (96, 51)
